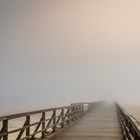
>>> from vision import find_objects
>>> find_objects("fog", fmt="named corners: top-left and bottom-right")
top-left (1, 0), bottom-right (140, 114)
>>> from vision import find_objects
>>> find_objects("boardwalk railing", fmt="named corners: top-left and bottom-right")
top-left (116, 103), bottom-right (140, 140)
top-left (0, 102), bottom-right (100, 140)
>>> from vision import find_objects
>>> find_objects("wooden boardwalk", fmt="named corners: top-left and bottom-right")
top-left (46, 103), bottom-right (122, 140)
top-left (1, 101), bottom-right (140, 140)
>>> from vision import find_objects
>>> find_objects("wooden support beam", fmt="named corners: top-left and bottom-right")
top-left (3, 119), bottom-right (8, 140)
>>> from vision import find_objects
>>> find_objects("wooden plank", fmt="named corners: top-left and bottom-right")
top-left (45, 103), bottom-right (123, 140)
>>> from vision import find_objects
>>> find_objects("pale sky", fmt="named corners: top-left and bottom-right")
top-left (1, 0), bottom-right (140, 113)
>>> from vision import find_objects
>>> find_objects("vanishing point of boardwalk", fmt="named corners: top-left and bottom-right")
top-left (0, 101), bottom-right (140, 140)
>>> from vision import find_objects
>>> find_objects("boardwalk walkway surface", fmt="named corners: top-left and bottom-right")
top-left (46, 103), bottom-right (122, 140)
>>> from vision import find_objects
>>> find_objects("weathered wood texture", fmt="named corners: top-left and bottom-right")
top-left (46, 103), bottom-right (122, 140)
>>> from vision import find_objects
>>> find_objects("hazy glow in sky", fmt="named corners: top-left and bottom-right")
top-left (1, 0), bottom-right (140, 112)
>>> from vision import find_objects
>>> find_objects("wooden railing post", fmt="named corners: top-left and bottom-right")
top-left (75, 105), bottom-right (78, 119)
top-left (3, 119), bottom-right (8, 140)
top-left (72, 105), bottom-right (75, 121)
top-left (53, 110), bottom-right (56, 132)
top-left (26, 115), bottom-right (30, 140)
top-left (42, 112), bottom-right (45, 138)
top-left (78, 104), bottom-right (81, 117)
top-left (61, 109), bottom-right (64, 128)
top-left (67, 107), bottom-right (70, 125)
top-left (82, 104), bottom-right (84, 114)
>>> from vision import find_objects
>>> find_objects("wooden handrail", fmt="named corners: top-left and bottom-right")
top-left (116, 103), bottom-right (140, 140)
top-left (0, 106), bottom-right (70, 121)
top-left (0, 102), bottom-right (100, 140)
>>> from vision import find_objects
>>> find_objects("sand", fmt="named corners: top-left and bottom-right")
top-left (122, 104), bottom-right (140, 121)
